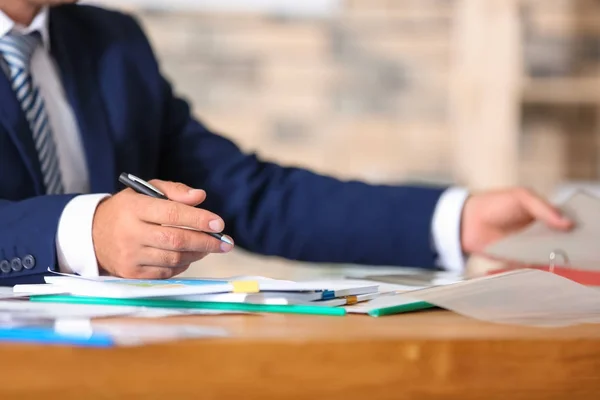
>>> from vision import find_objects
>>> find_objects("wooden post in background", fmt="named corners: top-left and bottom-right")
top-left (449, 0), bottom-right (523, 190)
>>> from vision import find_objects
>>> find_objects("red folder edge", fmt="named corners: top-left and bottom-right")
top-left (478, 254), bottom-right (600, 287)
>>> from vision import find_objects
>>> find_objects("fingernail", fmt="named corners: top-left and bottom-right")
top-left (188, 189), bottom-right (204, 196)
top-left (563, 217), bottom-right (575, 226)
top-left (220, 238), bottom-right (234, 252)
top-left (558, 212), bottom-right (572, 222)
top-left (209, 219), bottom-right (224, 231)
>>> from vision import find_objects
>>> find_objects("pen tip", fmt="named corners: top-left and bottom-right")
top-left (221, 235), bottom-right (234, 245)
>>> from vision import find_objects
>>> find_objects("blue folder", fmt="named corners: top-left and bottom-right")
top-left (0, 326), bottom-right (114, 347)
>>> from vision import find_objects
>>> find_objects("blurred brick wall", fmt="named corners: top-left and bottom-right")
top-left (520, 0), bottom-right (600, 193)
top-left (105, 0), bottom-right (455, 186)
top-left (99, 0), bottom-right (600, 193)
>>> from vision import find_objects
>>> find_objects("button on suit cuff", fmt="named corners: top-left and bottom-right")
top-left (56, 194), bottom-right (111, 277)
top-left (431, 187), bottom-right (470, 272)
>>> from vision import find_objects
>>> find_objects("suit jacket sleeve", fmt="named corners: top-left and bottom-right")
top-left (155, 82), bottom-right (447, 269)
top-left (0, 195), bottom-right (77, 285)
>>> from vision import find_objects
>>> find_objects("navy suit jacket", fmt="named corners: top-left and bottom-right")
top-left (0, 5), bottom-right (446, 285)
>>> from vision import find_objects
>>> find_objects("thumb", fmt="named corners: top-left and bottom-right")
top-left (149, 180), bottom-right (207, 207)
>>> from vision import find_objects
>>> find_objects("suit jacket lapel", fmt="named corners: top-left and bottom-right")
top-left (48, 7), bottom-right (117, 194)
top-left (0, 63), bottom-right (45, 194)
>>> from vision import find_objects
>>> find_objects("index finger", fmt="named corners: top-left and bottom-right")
top-left (517, 189), bottom-right (574, 230)
top-left (137, 197), bottom-right (225, 232)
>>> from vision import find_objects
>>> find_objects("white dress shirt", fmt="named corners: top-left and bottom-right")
top-left (0, 8), bottom-right (107, 277)
top-left (0, 8), bottom-right (468, 275)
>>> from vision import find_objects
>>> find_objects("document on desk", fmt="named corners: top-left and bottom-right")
top-left (0, 286), bottom-right (66, 299)
top-left (0, 299), bottom-right (233, 347)
top-left (0, 299), bottom-right (242, 323)
top-left (0, 300), bottom-right (142, 325)
top-left (32, 273), bottom-right (379, 299)
top-left (0, 318), bottom-right (228, 347)
top-left (19, 274), bottom-right (380, 316)
top-left (390, 269), bottom-right (600, 327)
top-left (0, 287), bottom-right (31, 299)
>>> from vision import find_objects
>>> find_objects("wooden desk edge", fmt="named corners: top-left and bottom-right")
top-left (1, 311), bottom-right (600, 399)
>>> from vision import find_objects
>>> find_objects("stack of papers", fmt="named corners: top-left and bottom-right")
top-left (19, 273), bottom-right (378, 299)
top-left (0, 300), bottom-right (230, 347)
top-left (12, 272), bottom-right (391, 317)
top-left (8, 260), bottom-right (600, 334)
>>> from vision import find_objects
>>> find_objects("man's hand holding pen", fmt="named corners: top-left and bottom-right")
top-left (92, 179), bottom-right (234, 279)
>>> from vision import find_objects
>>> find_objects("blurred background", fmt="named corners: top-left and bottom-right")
top-left (86, 0), bottom-right (600, 277)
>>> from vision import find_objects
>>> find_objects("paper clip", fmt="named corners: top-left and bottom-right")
top-left (548, 249), bottom-right (569, 274)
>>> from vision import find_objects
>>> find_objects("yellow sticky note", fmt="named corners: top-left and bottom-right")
top-left (231, 281), bottom-right (260, 293)
top-left (344, 295), bottom-right (358, 305)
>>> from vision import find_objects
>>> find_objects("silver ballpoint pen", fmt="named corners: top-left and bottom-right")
top-left (118, 172), bottom-right (234, 245)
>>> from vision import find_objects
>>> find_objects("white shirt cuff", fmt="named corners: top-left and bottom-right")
top-left (431, 187), bottom-right (470, 272)
top-left (56, 194), bottom-right (111, 277)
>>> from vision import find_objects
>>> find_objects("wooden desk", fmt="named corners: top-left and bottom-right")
top-left (1, 310), bottom-right (600, 399)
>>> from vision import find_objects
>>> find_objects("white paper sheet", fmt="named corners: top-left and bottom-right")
top-left (0, 300), bottom-right (141, 323)
top-left (0, 287), bottom-right (32, 299)
top-left (52, 319), bottom-right (229, 346)
top-left (42, 272), bottom-right (379, 299)
top-left (0, 300), bottom-right (245, 329)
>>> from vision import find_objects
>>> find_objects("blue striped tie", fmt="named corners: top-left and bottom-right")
top-left (0, 32), bottom-right (63, 195)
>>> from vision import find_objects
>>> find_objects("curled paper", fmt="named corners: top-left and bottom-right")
top-left (396, 269), bottom-right (600, 327)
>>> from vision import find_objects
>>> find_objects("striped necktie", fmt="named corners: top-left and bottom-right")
top-left (0, 32), bottom-right (63, 194)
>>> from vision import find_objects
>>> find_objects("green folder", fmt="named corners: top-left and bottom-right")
top-left (365, 300), bottom-right (436, 317)
top-left (30, 295), bottom-right (347, 316)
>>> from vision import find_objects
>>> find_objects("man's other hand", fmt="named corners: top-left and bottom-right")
top-left (461, 188), bottom-right (574, 255)
top-left (92, 180), bottom-right (234, 279)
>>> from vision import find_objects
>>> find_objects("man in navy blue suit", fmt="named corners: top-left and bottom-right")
top-left (0, 0), bottom-right (573, 284)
